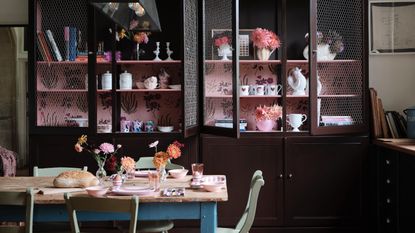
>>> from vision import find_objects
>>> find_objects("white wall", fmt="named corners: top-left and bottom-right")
top-left (0, 0), bottom-right (28, 25)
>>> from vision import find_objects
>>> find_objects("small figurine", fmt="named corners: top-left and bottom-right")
top-left (287, 67), bottom-right (307, 96)
top-left (158, 68), bottom-right (170, 89)
top-left (165, 42), bottom-right (173, 60)
top-left (153, 42), bottom-right (161, 61)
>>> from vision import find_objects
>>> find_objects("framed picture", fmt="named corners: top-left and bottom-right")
top-left (211, 29), bottom-right (255, 60)
top-left (369, 1), bottom-right (415, 54)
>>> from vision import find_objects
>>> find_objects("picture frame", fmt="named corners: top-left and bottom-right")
top-left (211, 29), bottom-right (255, 60)
top-left (369, 1), bottom-right (415, 54)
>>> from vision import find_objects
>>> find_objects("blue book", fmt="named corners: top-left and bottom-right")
top-left (69, 27), bottom-right (77, 61)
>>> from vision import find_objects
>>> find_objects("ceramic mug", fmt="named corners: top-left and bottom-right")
top-left (266, 84), bottom-right (282, 95)
top-left (144, 76), bottom-right (159, 90)
top-left (256, 85), bottom-right (265, 96)
top-left (132, 120), bottom-right (143, 132)
top-left (240, 85), bottom-right (249, 96)
top-left (120, 120), bottom-right (131, 133)
top-left (248, 85), bottom-right (256, 95)
top-left (286, 114), bottom-right (307, 132)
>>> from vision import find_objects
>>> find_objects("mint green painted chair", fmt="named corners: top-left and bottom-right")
top-left (136, 157), bottom-right (184, 170)
top-left (64, 193), bottom-right (139, 233)
top-left (0, 187), bottom-right (34, 233)
top-left (33, 166), bottom-right (88, 177)
top-left (217, 170), bottom-right (265, 233)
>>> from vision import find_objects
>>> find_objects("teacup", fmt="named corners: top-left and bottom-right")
top-left (240, 85), bottom-right (249, 96)
top-left (144, 76), bottom-right (159, 90)
top-left (248, 85), bottom-right (256, 95)
top-left (287, 114), bottom-right (307, 132)
top-left (256, 85), bottom-right (265, 95)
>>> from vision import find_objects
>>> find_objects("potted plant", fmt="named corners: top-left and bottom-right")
top-left (157, 114), bottom-right (174, 132)
top-left (255, 104), bottom-right (282, 131)
top-left (251, 28), bottom-right (281, 60)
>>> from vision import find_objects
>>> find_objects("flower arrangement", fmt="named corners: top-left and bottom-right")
top-left (74, 135), bottom-right (121, 174)
top-left (255, 104), bottom-right (282, 121)
top-left (117, 28), bottom-right (150, 45)
top-left (106, 155), bottom-right (136, 175)
top-left (251, 28), bottom-right (281, 50)
top-left (149, 140), bottom-right (184, 169)
top-left (305, 30), bottom-right (344, 54)
top-left (215, 36), bottom-right (230, 48)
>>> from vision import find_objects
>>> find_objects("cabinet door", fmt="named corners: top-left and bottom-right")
top-left (284, 136), bottom-right (368, 227)
top-left (309, 0), bottom-right (368, 135)
top-left (31, 0), bottom-right (90, 133)
top-left (200, 0), bottom-right (240, 138)
top-left (201, 135), bottom-right (284, 226)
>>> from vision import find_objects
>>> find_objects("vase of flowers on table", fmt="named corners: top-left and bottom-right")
top-left (214, 35), bottom-right (232, 60)
top-left (303, 30), bottom-right (344, 61)
top-left (149, 140), bottom-right (184, 182)
top-left (74, 135), bottom-right (121, 183)
top-left (251, 28), bottom-right (281, 61)
top-left (255, 104), bottom-right (282, 131)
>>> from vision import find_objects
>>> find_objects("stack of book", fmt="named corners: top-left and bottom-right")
top-left (214, 119), bottom-right (247, 131)
top-left (37, 27), bottom-right (78, 62)
top-left (370, 88), bottom-right (407, 138)
top-left (320, 116), bottom-right (354, 126)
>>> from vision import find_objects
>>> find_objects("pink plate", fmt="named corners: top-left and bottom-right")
top-left (112, 186), bottom-right (155, 196)
top-left (134, 170), bottom-right (151, 177)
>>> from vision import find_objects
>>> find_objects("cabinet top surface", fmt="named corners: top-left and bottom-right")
top-left (374, 138), bottom-right (415, 156)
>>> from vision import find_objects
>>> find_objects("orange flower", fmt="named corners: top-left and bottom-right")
top-left (121, 156), bottom-right (136, 171)
top-left (167, 144), bottom-right (182, 159)
top-left (153, 151), bottom-right (169, 168)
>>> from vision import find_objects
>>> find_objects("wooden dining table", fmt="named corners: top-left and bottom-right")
top-left (0, 175), bottom-right (228, 233)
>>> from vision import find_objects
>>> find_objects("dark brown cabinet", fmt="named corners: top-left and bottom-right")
top-left (201, 135), bottom-right (369, 232)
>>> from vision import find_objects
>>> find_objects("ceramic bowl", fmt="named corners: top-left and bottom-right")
top-left (169, 169), bottom-right (188, 179)
top-left (203, 182), bottom-right (223, 192)
top-left (85, 186), bottom-right (108, 197)
top-left (97, 124), bottom-right (112, 133)
top-left (158, 126), bottom-right (174, 132)
top-left (168, 84), bottom-right (181, 90)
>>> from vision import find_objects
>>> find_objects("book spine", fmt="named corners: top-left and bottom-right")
top-left (36, 33), bottom-right (46, 61)
top-left (64, 26), bottom-right (70, 61)
top-left (41, 31), bottom-right (56, 61)
top-left (45, 30), bottom-right (63, 61)
top-left (69, 27), bottom-right (77, 61)
top-left (38, 32), bottom-right (53, 62)
top-left (386, 111), bottom-right (399, 138)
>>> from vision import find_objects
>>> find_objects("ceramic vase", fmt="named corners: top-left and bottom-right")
top-left (95, 159), bottom-right (107, 184)
top-left (218, 44), bottom-right (232, 60)
top-left (256, 48), bottom-right (274, 61)
top-left (158, 164), bottom-right (167, 182)
top-left (303, 44), bottom-right (336, 61)
top-left (256, 119), bottom-right (275, 132)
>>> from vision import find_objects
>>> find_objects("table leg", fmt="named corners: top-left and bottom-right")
top-left (201, 202), bottom-right (217, 233)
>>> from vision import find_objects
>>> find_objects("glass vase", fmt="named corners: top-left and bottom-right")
top-left (158, 164), bottom-right (167, 182)
top-left (95, 159), bottom-right (107, 184)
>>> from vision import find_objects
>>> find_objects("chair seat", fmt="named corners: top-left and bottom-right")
top-left (137, 220), bottom-right (174, 232)
top-left (217, 227), bottom-right (239, 233)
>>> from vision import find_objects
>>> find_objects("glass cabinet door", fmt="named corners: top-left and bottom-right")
top-left (310, 0), bottom-right (367, 135)
top-left (201, 0), bottom-right (240, 137)
top-left (34, 0), bottom-right (89, 129)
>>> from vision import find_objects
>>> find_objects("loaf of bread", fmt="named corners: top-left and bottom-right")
top-left (53, 170), bottom-right (99, 188)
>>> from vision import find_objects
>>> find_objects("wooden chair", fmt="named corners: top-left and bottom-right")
top-left (0, 188), bottom-right (34, 233)
top-left (64, 193), bottom-right (139, 233)
top-left (33, 166), bottom-right (88, 177)
top-left (136, 157), bottom-right (183, 170)
top-left (217, 170), bottom-right (265, 233)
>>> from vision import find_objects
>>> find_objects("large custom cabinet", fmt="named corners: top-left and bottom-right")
top-left (29, 0), bottom-right (199, 169)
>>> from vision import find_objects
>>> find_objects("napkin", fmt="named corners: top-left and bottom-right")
top-left (37, 187), bottom-right (84, 195)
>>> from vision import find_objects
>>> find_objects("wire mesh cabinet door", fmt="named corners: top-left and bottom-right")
top-left (200, 0), bottom-right (240, 138)
top-left (310, 0), bottom-right (368, 135)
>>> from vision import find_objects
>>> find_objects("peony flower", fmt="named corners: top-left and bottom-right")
top-left (215, 36), bottom-right (229, 47)
top-left (251, 28), bottom-right (281, 50)
top-left (99, 143), bottom-right (115, 154)
top-left (121, 156), bottom-right (136, 171)
top-left (255, 104), bottom-right (282, 121)
top-left (133, 32), bottom-right (149, 44)
top-left (153, 151), bottom-right (169, 168)
top-left (167, 144), bottom-right (182, 159)
top-left (74, 143), bottom-right (83, 153)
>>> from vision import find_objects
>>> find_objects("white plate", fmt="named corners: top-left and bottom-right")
top-left (134, 170), bottom-right (151, 177)
top-left (112, 186), bottom-right (155, 196)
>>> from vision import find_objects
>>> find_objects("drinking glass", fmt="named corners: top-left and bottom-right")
top-left (148, 170), bottom-right (160, 191)
top-left (191, 163), bottom-right (204, 179)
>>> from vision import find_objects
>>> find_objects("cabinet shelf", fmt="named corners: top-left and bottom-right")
top-left (205, 94), bottom-right (359, 98)
top-left (116, 60), bottom-right (182, 65)
top-left (287, 59), bottom-right (361, 64)
top-left (37, 89), bottom-right (88, 92)
top-left (116, 89), bottom-right (181, 92)
top-left (37, 61), bottom-right (111, 65)
top-left (206, 60), bottom-right (281, 64)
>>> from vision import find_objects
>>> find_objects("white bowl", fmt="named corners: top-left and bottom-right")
top-left (97, 124), bottom-right (112, 133)
top-left (168, 85), bottom-right (181, 90)
top-left (203, 182), bottom-right (223, 192)
top-left (169, 169), bottom-right (188, 179)
top-left (85, 186), bottom-right (108, 197)
top-left (158, 126), bottom-right (174, 132)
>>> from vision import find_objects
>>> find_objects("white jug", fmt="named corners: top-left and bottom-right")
top-left (119, 70), bottom-right (132, 90)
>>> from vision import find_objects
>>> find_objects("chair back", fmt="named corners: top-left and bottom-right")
top-left (64, 193), bottom-right (138, 233)
top-left (136, 157), bottom-right (183, 170)
top-left (33, 166), bottom-right (88, 177)
top-left (0, 188), bottom-right (34, 233)
top-left (234, 170), bottom-right (265, 233)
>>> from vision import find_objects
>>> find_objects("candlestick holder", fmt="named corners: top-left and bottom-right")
top-left (153, 42), bottom-right (161, 61)
top-left (165, 42), bottom-right (173, 60)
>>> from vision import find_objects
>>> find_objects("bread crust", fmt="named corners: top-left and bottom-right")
top-left (53, 170), bottom-right (99, 188)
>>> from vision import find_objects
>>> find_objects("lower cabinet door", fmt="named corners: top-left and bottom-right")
top-left (201, 134), bottom-right (284, 227)
top-left (284, 136), bottom-right (368, 227)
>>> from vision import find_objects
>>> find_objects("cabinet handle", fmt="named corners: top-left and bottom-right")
top-left (279, 174), bottom-right (283, 179)
top-left (88, 51), bottom-right (94, 55)
top-left (386, 218), bottom-right (391, 224)
top-left (288, 174), bottom-right (293, 179)
top-left (386, 179), bottom-right (391, 184)
top-left (386, 159), bottom-right (390, 165)
top-left (386, 198), bottom-right (391, 204)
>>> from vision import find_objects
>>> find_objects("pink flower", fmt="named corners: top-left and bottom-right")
top-left (251, 28), bottom-right (281, 50)
top-left (99, 143), bottom-right (115, 154)
top-left (215, 36), bottom-right (229, 47)
top-left (74, 143), bottom-right (83, 153)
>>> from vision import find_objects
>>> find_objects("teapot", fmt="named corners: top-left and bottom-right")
top-left (144, 76), bottom-right (159, 90)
